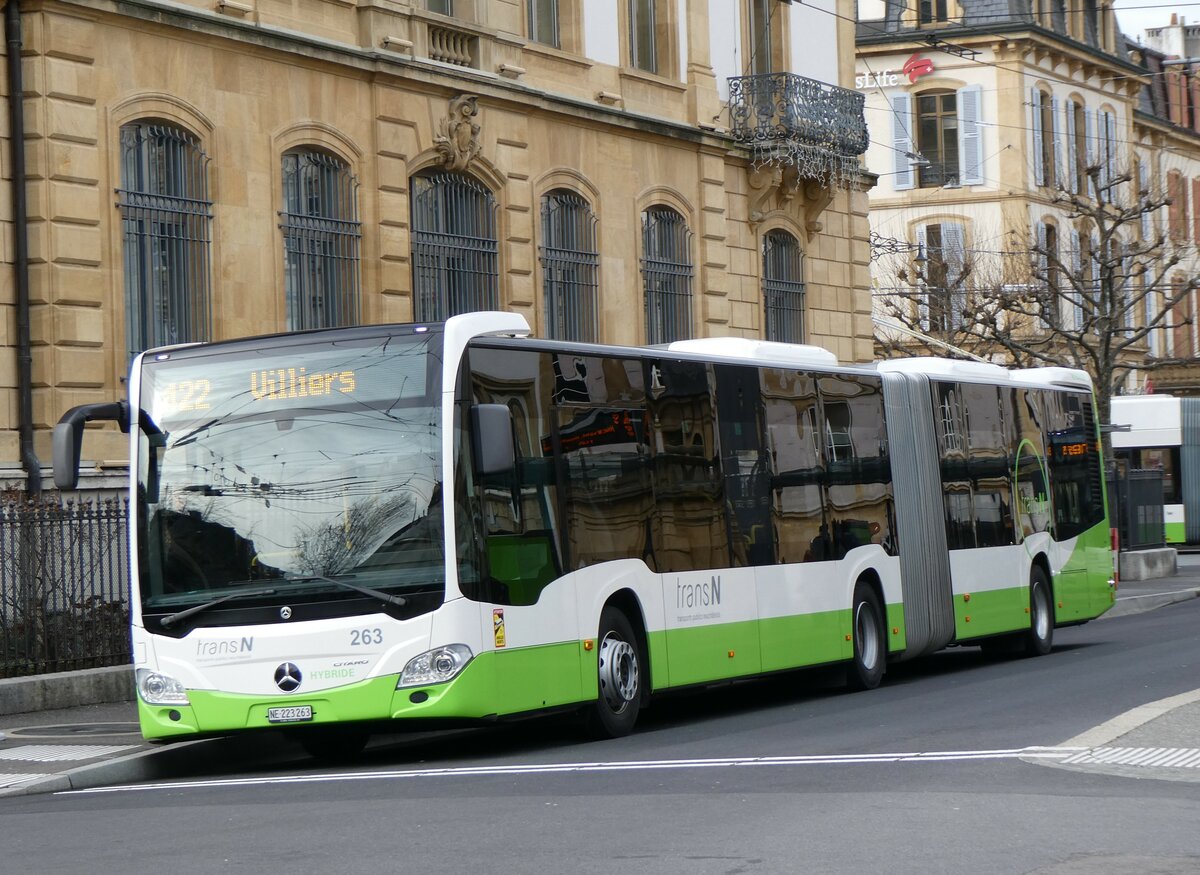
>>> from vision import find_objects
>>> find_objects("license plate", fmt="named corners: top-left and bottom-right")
top-left (267, 705), bottom-right (313, 724)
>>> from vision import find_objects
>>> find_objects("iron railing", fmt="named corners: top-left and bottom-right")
top-left (411, 172), bottom-right (499, 322)
top-left (763, 230), bottom-right (805, 343)
top-left (728, 73), bottom-right (868, 188)
top-left (118, 123), bottom-right (212, 360)
top-left (281, 151), bottom-right (362, 331)
top-left (641, 207), bottom-right (693, 345)
top-left (0, 498), bottom-right (131, 679)
top-left (540, 191), bottom-right (599, 342)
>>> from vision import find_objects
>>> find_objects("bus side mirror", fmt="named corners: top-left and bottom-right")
top-left (471, 403), bottom-right (515, 476)
top-left (52, 401), bottom-right (131, 491)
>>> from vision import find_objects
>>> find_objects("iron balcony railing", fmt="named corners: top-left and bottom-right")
top-left (728, 73), bottom-right (869, 187)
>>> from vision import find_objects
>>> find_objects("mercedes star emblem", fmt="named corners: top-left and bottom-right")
top-left (280, 606), bottom-right (293, 620)
top-left (274, 662), bottom-right (302, 692)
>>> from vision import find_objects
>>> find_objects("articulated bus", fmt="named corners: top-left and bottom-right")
top-left (54, 313), bottom-right (1115, 755)
top-left (1110, 395), bottom-right (1200, 546)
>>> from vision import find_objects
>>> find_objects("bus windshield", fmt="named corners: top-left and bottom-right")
top-left (136, 330), bottom-right (445, 616)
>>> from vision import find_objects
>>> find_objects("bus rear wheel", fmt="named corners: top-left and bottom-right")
top-left (847, 582), bottom-right (886, 691)
top-left (586, 606), bottom-right (643, 738)
top-left (1022, 566), bottom-right (1054, 657)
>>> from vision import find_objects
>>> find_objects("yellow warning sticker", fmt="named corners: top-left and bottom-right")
top-left (493, 608), bottom-right (506, 648)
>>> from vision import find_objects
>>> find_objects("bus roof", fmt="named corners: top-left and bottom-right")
top-left (1110, 395), bottom-right (1181, 448)
top-left (876, 357), bottom-right (1093, 390)
top-left (666, 337), bottom-right (839, 367)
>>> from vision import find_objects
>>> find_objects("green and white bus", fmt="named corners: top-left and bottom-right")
top-left (54, 312), bottom-right (1116, 754)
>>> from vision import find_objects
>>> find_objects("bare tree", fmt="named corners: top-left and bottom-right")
top-left (874, 162), bottom-right (1200, 447)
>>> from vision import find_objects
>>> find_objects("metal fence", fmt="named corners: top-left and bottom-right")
top-left (1106, 467), bottom-right (1166, 551)
top-left (0, 497), bottom-right (131, 679)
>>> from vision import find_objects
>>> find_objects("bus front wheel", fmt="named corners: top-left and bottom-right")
top-left (1022, 566), bottom-right (1054, 657)
top-left (587, 606), bottom-right (643, 738)
top-left (848, 582), bottom-right (886, 691)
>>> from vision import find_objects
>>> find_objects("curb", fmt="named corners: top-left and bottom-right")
top-left (0, 731), bottom-right (298, 798)
top-left (0, 666), bottom-right (134, 717)
top-left (1102, 587), bottom-right (1200, 620)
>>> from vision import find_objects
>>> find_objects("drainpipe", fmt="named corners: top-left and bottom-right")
top-left (6, 0), bottom-right (41, 496)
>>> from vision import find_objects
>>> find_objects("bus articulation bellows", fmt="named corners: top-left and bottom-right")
top-left (54, 313), bottom-right (1116, 756)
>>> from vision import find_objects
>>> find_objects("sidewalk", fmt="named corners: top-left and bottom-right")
top-left (2, 559), bottom-right (1200, 798)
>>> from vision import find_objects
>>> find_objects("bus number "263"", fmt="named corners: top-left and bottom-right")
top-left (350, 628), bottom-right (383, 646)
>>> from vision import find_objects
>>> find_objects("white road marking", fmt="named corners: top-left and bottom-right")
top-left (0, 773), bottom-right (51, 789)
top-left (64, 746), bottom-right (1085, 795)
top-left (0, 744), bottom-right (138, 763)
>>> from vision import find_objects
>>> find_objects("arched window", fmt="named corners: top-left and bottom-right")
top-left (118, 121), bottom-right (212, 360)
top-left (540, 190), bottom-right (599, 341)
top-left (641, 206), bottom-right (693, 344)
top-left (281, 149), bottom-right (362, 331)
top-left (762, 230), bottom-right (805, 342)
top-left (410, 171), bottom-right (499, 321)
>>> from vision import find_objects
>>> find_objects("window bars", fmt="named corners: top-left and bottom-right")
top-left (763, 230), bottom-right (805, 343)
top-left (280, 151), bottom-right (362, 331)
top-left (117, 123), bottom-right (212, 360)
top-left (411, 172), bottom-right (499, 322)
top-left (641, 207), bottom-right (693, 345)
top-left (540, 191), bottom-right (599, 342)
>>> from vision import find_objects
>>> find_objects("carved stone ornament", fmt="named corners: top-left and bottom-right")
top-left (434, 94), bottom-right (482, 171)
top-left (747, 166), bottom-right (833, 240)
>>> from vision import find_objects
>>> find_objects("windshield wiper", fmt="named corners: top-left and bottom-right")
top-left (286, 574), bottom-right (408, 609)
top-left (160, 588), bottom-right (277, 629)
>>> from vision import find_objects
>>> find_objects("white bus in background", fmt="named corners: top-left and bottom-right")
top-left (1111, 395), bottom-right (1200, 546)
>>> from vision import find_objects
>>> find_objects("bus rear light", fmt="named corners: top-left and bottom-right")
top-left (1111, 527), bottom-right (1120, 589)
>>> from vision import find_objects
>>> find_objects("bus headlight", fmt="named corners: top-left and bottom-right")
top-left (397, 644), bottom-right (473, 688)
top-left (136, 668), bottom-right (190, 706)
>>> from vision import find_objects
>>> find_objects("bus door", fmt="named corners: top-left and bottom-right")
top-left (647, 358), bottom-right (761, 686)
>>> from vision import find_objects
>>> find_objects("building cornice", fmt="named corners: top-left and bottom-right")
top-left (856, 23), bottom-right (1145, 78)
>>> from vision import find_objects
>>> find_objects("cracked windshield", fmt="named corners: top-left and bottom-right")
top-left (137, 331), bottom-right (444, 610)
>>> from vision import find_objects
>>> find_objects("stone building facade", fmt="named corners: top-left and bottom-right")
top-left (0, 0), bottom-right (874, 490)
top-left (855, 0), bottom-right (1200, 402)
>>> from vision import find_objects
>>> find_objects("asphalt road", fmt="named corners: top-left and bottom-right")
top-left (3, 595), bottom-right (1200, 874)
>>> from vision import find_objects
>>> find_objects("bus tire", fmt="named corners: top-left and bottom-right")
top-left (847, 582), bottom-right (886, 691)
top-left (586, 606), bottom-right (643, 738)
top-left (1022, 566), bottom-right (1054, 657)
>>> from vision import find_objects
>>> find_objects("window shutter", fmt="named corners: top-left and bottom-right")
top-left (916, 225), bottom-right (929, 330)
top-left (1146, 271), bottom-right (1159, 356)
top-left (958, 85), bottom-right (984, 185)
top-left (1085, 108), bottom-right (1097, 198)
top-left (1097, 111), bottom-right (1110, 193)
top-left (1105, 112), bottom-right (1118, 200)
top-left (1031, 88), bottom-right (1045, 187)
top-left (1065, 101), bottom-right (1078, 194)
top-left (1051, 96), bottom-right (1063, 189)
top-left (893, 94), bottom-right (915, 191)
top-left (944, 222), bottom-right (966, 327)
top-left (1090, 231), bottom-right (1101, 330)
top-left (1070, 229), bottom-right (1083, 329)
top-left (1036, 221), bottom-right (1050, 329)
top-left (1122, 249), bottom-right (1133, 335)
top-left (1194, 178), bottom-right (1200, 243)
top-left (1140, 158), bottom-right (1152, 239)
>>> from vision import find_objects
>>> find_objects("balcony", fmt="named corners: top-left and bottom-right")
top-left (728, 73), bottom-right (869, 189)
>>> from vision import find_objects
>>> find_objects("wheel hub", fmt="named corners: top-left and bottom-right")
top-left (598, 632), bottom-right (638, 712)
